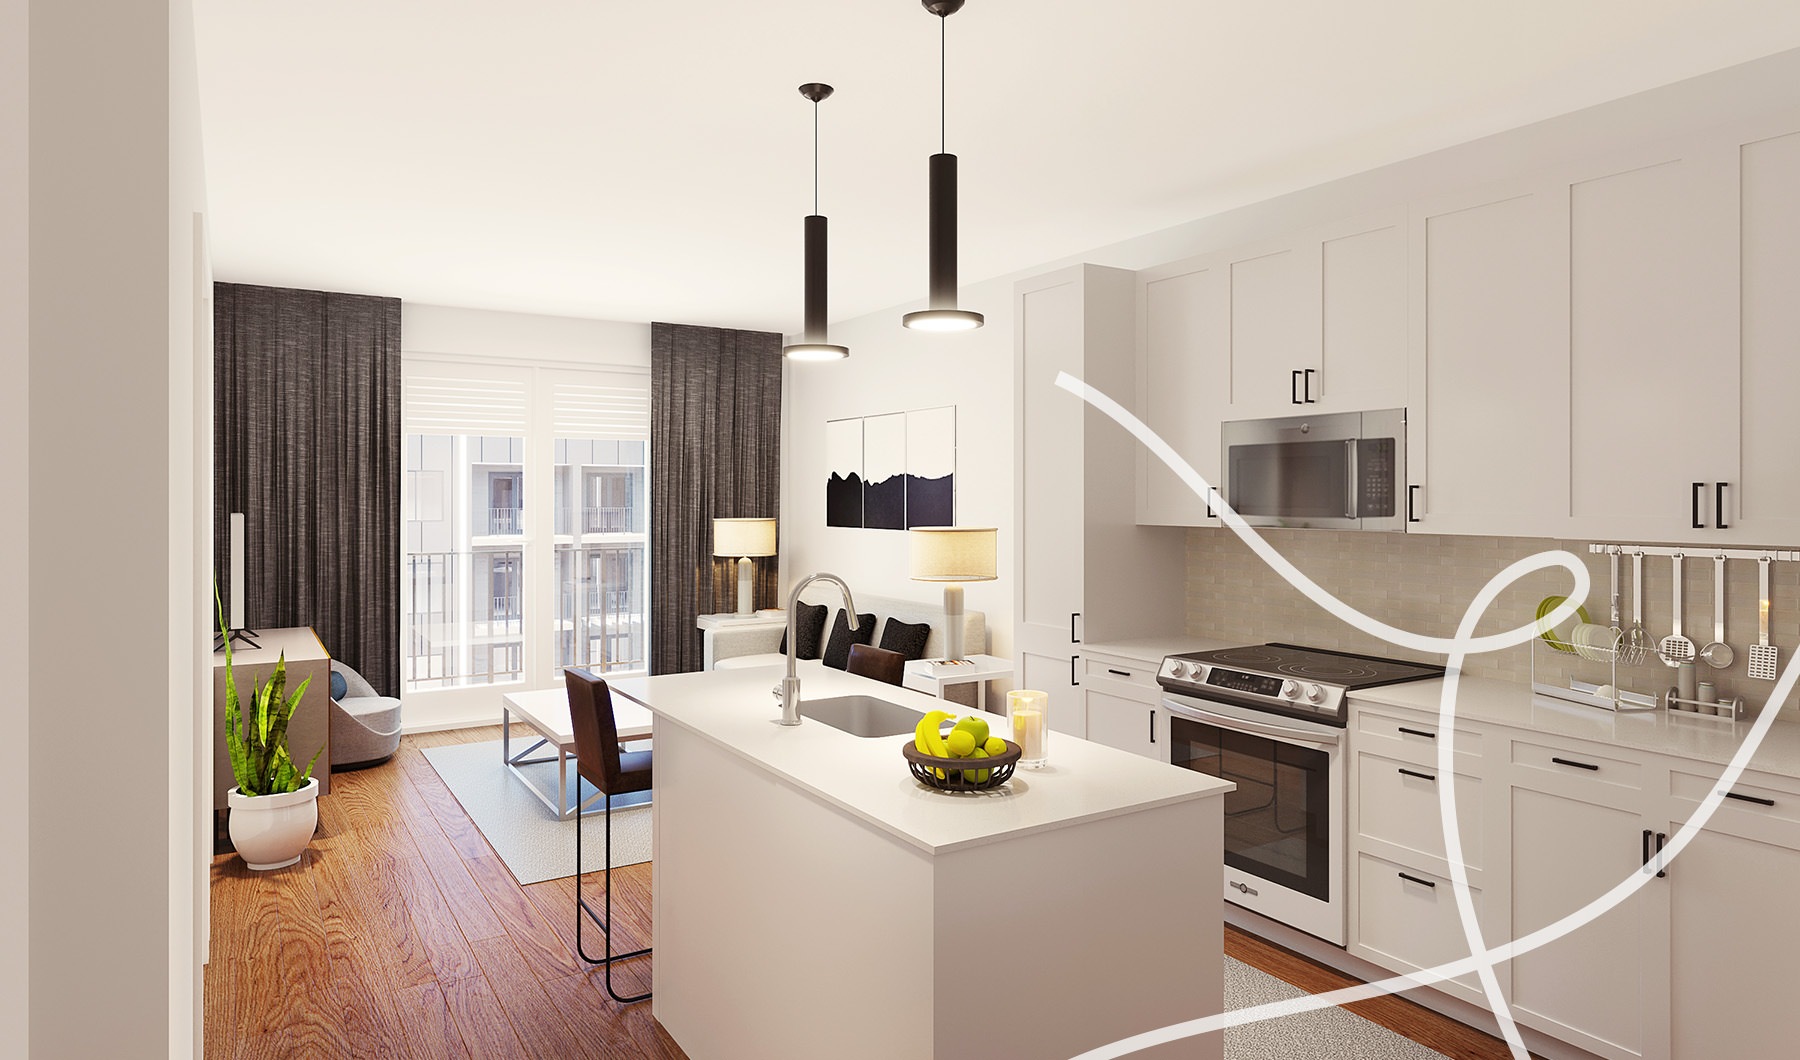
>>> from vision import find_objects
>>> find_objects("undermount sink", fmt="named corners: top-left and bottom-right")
top-left (798, 695), bottom-right (926, 738)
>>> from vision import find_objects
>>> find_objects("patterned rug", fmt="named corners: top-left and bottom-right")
top-left (1224, 957), bottom-right (1451, 1059)
top-left (422, 739), bottom-right (652, 885)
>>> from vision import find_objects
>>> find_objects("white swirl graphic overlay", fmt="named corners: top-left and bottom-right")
top-left (1055, 372), bottom-right (1795, 1060)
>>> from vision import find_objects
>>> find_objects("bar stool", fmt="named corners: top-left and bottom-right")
top-left (565, 666), bottom-right (653, 1003)
top-left (846, 643), bottom-right (907, 686)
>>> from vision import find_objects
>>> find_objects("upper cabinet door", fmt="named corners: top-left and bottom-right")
top-left (1735, 129), bottom-right (1800, 547)
top-left (1315, 212), bottom-right (1410, 414)
top-left (1564, 143), bottom-right (1741, 541)
top-left (1137, 255), bottom-right (1228, 526)
top-left (1226, 240), bottom-right (1321, 418)
top-left (1407, 180), bottom-right (1570, 536)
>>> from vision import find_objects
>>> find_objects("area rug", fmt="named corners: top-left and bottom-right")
top-left (1224, 957), bottom-right (1451, 1059)
top-left (422, 740), bottom-right (652, 886)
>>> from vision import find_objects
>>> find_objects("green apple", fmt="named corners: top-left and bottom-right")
top-left (951, 715), bottom-right (990, 746)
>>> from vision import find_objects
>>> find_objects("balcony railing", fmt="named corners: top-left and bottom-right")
top-left (582, 505), bottom-right (632, 534)
top-left (486, 507), bottom-right (522, 534)
top-left (404, 549), bottom-right (524, 691)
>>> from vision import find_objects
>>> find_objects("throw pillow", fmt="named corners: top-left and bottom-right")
top-left (878, 617), bottom-right (932, 661)
top-left (822, 609), bottom-right (877, 670)
top-left (329, 669), bottom-right (348, 701)
top-left (777, 602), bottom-right (829, 660)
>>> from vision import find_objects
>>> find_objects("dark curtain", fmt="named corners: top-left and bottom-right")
top-left (214, 282), bottom-right (402, 695)
top-left (651, 323), bottom-right (783, 674)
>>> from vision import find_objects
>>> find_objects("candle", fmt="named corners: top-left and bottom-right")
top-left (1008, 689), bottom-right (1050, 768)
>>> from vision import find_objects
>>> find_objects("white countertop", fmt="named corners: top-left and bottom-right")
top-left (1352, 674), bottom-right (1800, 780)
top-left (1082, 635), bottom-right (1238, 664)
top-left (607, 661), bottom-right (1233, 856)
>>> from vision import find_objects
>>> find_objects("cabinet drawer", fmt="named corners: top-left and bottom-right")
top-left (1354, 707), bottom-right (1483, 766)
top-left (1511, 739), bottom-right (1641, 793)
top-left (1352, 853), bottom-right (1488, 1000)
top-left (1356, 752), bottom-right (1484, 869)
top-left (1083, 656), bottom-right (1161, 698)
top-left (1670, 768), bottom-right (1800, 829)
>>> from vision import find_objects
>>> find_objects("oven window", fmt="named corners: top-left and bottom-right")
top-left (1169, 714), bottom-right (1331, 901)
top-left (1228, 439), bottom-right (1350, 520)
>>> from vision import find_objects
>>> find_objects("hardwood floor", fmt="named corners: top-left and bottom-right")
top-left (206, 726), bottom-right (1523, 1059)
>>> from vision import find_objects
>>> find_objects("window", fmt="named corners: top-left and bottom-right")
top-left (402, 364), bottom-right (650, 695)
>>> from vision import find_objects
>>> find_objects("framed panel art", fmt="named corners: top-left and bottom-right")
top-left (824, 405), bottom-right (955, 530)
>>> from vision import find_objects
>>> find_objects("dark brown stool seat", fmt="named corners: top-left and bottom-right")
top-left (566, 666), bottom-right (652, 1003)
top-left (847, 643), bottom-right (907, 686)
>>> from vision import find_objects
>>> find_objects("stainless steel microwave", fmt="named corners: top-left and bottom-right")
top-left (1220, 409), bottom-right (1407, 531)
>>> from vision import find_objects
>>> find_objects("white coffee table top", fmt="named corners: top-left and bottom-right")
top-left (502, 686), bottom-right (655, 750)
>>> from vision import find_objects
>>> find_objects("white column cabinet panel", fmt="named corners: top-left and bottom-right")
top-left (1733, 130), bottom-right (1800, 545)
top-left (1226, 242), bottom-right (1321, 418)
top-left (1565, 145), bottom-right (1740, 541)
top-left (1136, 256), bottom-right (1228, 526)
top-left (1406, 182), bottom-right (1570, 536)
top-left (1316, 213), bottom-right (1410, 414)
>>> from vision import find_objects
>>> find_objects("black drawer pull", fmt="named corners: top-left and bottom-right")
top-left (1655, 831), bottom-right (1667, 878)
top-left (1070, 656), bottom-right (1079, 686)
top-left (1397, 768), bottom-right (1437, 782)
top-left (1642, 828), bottom-right (1653, 871)
top-left (1149, 709), bottom-right (1156, 745)
top-left (1070, 612), bottom-right (1081, 643)
top-left (1397, 726), bottom-right (1435, 739)
top-left (1726, 791), bottom-right (1776, 807)
top-left (1551, 756), bottom-right (1599, 771)
top-left (1397, 872), bottom-right (1436, 889)
top-left (1108, 668), bottom-right (1133, 677)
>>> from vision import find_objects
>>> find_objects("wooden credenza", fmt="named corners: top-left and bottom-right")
top-left (213, 626), bottom-right (331, 810)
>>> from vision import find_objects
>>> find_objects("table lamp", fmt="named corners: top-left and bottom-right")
top-left (908, 526), bottom-right (997, 661)
top-left (713, 518), bottom-right (778, 615)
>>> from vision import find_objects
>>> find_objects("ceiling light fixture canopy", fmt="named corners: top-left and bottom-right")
top-left (784, 83), bottom-right (849, 361)
top-left (902, 0), bottom-right (983, 332)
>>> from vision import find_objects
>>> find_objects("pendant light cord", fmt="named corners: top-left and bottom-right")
top-left (812, 98), bottom-right (820, 214)
top-left (940, 15), bottom-right (947, 153)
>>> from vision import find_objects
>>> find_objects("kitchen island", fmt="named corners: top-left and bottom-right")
top-left (608, 662), bottom-right (1233, 1060)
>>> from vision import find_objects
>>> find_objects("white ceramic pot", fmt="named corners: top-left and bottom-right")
top-left (227, 777), bottom-right (319, 870)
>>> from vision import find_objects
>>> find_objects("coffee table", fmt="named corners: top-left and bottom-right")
top-left (501, 686), bottom-right (654, 820)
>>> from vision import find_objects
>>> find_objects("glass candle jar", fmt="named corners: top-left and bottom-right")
top-left (1007, 689), bottom-right (1049, 768)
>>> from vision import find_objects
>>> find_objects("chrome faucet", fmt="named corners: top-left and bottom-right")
top-left (779, 572), bottom-right (859, 725)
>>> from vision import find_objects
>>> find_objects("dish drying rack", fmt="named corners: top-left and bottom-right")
top-left (1529, 624), bottom-right (1659, 712)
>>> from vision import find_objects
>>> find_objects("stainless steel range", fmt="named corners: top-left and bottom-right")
top-left (1157, 643), bottom-right (1444, 944)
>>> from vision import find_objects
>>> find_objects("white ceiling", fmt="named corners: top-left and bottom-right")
top-left (193, 1), bottom-right (1800, 334)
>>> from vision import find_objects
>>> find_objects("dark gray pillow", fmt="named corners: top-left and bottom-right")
top-left (822, 610), bottom-right (876, 670)
top-left (777, 602), bottom-right (828, 660)
top-left (878, 617), bottom-right (931, 662)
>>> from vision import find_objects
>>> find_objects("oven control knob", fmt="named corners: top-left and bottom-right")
top-left (1279, 680), bottom-right (1300, 700)
top-left (1304, 682), bottom-right (1326, 704)
top-left (1168, 662), bottom-right (1186, 679)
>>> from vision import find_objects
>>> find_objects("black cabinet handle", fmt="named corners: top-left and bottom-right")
top-left (1070, 656), bottom-right (1079, 686)
top-left (1716, 482), bottom-right (1729, 530)
top-left (1551, 756), bottom-right (1599, 771)
top-left (1291, 369), bottom-right (1304, 405)
top-left (1149, 709), bottom-right (1157, 745)
top-left (1693, 482), bottom-right (1706, 529)
top-left (1397, 726), bottom-right (1436, 739)
top-left (1726, 791), bottom-right (1775, 807)
top-left (1108, 668), bottom-right (1132, 677)
top-left (1071, 612), bottom-right (1081, 643)
top-left (1643, 828), bottom-right (1653, 871)
top-left (1397, 767), bottom-right (1437, 782)
top-left (1655, 831), bottom-right (1668, 878)
top-left (1397, 872), bottom-right (1436, 889)
top-left (1304, 368), bottom-right (1317, 403)
top-left (1206, 489), bottom-right (1217, 520)
top-left (1407, 484), bottom-right (1421, 523)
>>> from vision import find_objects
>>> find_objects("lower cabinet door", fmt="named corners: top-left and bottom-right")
top-left (1082, 688), bottom-right (1159, 760)
top-left (1509, 786), bottom-right (1666, 1060)
top-left (1666, 819), bottom-right (1800, 1060)
top-left (1351, 853), bottom-right (1493, 1008)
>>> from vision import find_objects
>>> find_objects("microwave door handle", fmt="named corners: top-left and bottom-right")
top-left (1162, 698), bottom-right (1343, 748)
top-left (1345, 439), bottom-right (1359, 520)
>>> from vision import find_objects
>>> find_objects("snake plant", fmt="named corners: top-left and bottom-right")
top-left (218, 588), bottom-right (323, 796)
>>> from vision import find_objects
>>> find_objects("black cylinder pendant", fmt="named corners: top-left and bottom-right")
top-left (928, 153), bottom-right (957, 309)
top-left (804, 214), bottom-right (827, 342)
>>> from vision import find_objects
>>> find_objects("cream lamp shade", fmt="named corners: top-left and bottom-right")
top-left (909, 527), bottom-right (997, 661)
top-left (714, 518), bottom-right (778, 615)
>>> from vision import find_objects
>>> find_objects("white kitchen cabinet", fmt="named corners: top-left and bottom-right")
top-left (1404, 179), bottom-right (1570, 536)
top-left (1080, 652), bottom-right (1165, 761)
top-left (1226, 238), bottom-right (1318, 419)
top-left (1015, 264), bottom-right (1185, 740)
top-left (1564, 141), bottom-right (1740, 542)
top-left (1136, 254), bottom-right (1228, 526)
top-left (1314, 211), bottom-right (1410, 414)
top-left (1353, 852), bottom-right (1495, 1007)
top-left (1732, 128), bottom-right (1800, 545)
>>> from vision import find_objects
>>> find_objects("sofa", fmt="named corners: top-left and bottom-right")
top-left (328, 660), bottom-right (404, 768)
top-left (711, 592), bottom-right (988, 705)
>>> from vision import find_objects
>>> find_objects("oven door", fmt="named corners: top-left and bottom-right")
top-left (1162, 694), bottom-right (1347, 945)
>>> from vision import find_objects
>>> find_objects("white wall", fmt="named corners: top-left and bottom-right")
top-left (27, 1), bottom-right (207, 1056)
top-left (780, 274), bottom-right (1017, 660)
top-left (0, 0), bottom-right (27, 1041)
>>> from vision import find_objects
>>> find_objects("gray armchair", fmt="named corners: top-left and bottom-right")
top-left (329, 660), bottom-right (403, 768)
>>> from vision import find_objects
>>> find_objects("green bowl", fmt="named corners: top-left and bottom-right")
top-left (1536, 595), bottom-right (1591, 655)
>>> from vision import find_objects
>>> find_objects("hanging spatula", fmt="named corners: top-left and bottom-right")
top-left (1660, 553), bottom-right (1695, 666)
top-left (1749, 556), bottom-right (1779, 681)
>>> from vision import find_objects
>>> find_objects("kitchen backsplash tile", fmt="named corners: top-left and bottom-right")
top-left (1185, 528), bottom-right (1800, 719)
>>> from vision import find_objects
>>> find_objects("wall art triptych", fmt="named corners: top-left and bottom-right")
top-left (825, 406), bottom-right (955, 530)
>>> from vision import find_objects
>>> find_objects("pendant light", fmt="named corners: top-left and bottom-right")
top-left (783, 83), bottom-right (850, 361)
top-left (902, 0), bottom-right (983, 332)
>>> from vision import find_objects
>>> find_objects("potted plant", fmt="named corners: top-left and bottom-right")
top-left (218, 592), bottom-right (324, 870)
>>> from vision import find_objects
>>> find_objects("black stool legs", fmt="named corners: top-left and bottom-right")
top-left (574, 794), bottom-right (652, 1003)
